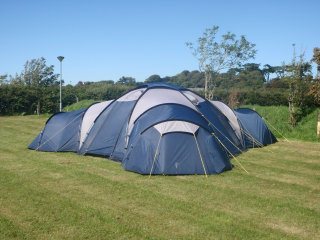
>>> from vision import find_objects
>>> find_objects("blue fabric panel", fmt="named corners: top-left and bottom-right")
top-left (156, 133), bottom-right (204, 175)
top-left (123, 127), bottom-right (231, 175)
top-left (109, 122), bottom-right (128, 161)
top-left (29, 109), bottom-right (86, 152)
top-left (79, 101), bottom-right (135, 158)
top-left (196, 128), bottom-right (232, 173)
top-left (122, 127), bottom-right (160, 174)
top-left (28, 132), bottom-right (42, 149)
top-left (197, 101), bottom-right (243, 155)
top-left (128, 104), bottom-right (211, 147)
top-left (234, 108), bottom-right (277, 147)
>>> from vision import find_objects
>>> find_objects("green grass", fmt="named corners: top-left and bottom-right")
top-left (63, 100), bottom-right (97, 112)
top-left (0, 115), bottom-right (319, 239)
top-left (242, 105), bottom-right (320, 142)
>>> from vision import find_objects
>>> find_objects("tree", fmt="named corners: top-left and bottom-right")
top-left (262, 64), bottom-right (275, 82)
top-left (287, 47), bottom-right (313, 127)
top-left (309, 47), bottom-right (320, 104)
top-left (11, 57), bottom-right (58, 114)
top-left (116, 76), bottom-right (136, 85)
top-left (186, 25), bottom-right (256, 99)
top-left (0, 74), bottom-right (8, 85)
top-left (145, 74), bottom-right (163, 83)
top-left (313, 48), bottom-right (320, 79)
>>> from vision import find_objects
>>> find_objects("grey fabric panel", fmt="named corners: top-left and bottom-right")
top-left (153, 121), bottom-right (199, 135)
top-left (210, 101), bottom-right (242, 141)
top-left (80, 100), bottom-right (113, 148)
top-left (127, 88), bottom-right (198, 137)
top-left (79, 101), bottom-right (136, 158)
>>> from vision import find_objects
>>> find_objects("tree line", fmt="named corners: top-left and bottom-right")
top-left (1, 26), bottom-right (319, 127)
top-left (1, 59), bottom-right (319, 115)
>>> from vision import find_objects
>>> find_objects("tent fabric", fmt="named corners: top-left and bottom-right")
top-left (122, 125), bottom-right (232, 175)
top-left (78, 100), bottom-right (136, 157)
top-left (234, 108), bottom-right (277, 148)
top-left (79, 100), bottom-right (113, 148)
top-left (29, 82), bottom-right (277, 175)
top-left (210, 101), bottom-right (243, 142)
top-left (196, 101), bottom-right (243, 155)
top-left (127, 88), bottom-right (198, 136)
top-left (28, 108), bottom-right (86, 152)
top-left (153, 121), bottom-right (199, 135)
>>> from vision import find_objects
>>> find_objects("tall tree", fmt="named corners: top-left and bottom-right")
top-left (313, 47), bottom-right (320, 79)
top-left (11, 57), bottom-right (58, 114)
top-left (116, 76), bottom-right (136, 85)
top-left (309, 47), bottom-right (320, 104)
top-left (145, 74), bottom-right (163, 83)
top-left (186, 25), bottom-right (256, 99)
top-left (287, 47), bottom-right (312, 126)
top-left (0, 74), bottom-right (8, 85)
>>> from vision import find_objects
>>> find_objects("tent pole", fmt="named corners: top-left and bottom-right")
top-left (149, 134), bottom-right (162, 178)
top-left (209, 123), bottom-right (244, 154)
top-left (211, 132), bottom-right (249, 174)
top-left (240, 129), bottom-right (274, 154)
top-left (262, 117), bottom-right (290, 142)
top-left (193, 133), bottom-right (208, 178)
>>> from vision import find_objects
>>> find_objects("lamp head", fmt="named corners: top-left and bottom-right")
top-left (57, 56), bottom-right (64, 62)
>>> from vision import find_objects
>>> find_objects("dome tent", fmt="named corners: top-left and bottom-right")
top-left (77, 83), bottom-right (242, 174)
top-left (29, 83), bottom-right (276, 175)
top-left (234, 108), bottom-right (277, 148)
top-left (122, 104), bottom-right (232, 175)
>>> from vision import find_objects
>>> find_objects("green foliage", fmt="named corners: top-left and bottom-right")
top-left (74, 81), bottom-right (131, 101)
top-left (116, 76), bottom-right (136, 85)
top-left (286, 52), bottom-right (313, 126)
top-left (0, 116), bottom-right (319, 239)
top-left (8, 57), bottom-right (59, 115)
top-left (0, 81), bottom-right (132, 115)
top-left (145, 74), bottom-right (163, 83)
top-left (244, 105), bottom-right (320, 142)
top-left (186, 25), bottom-right (256, 98)
top-left (0, 74), bottom-right (8, 85)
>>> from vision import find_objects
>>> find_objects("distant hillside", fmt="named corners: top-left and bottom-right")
top-left (244, 105), bottom-right (320, 142)
top-left (63, 100), bottom-right (97, 112)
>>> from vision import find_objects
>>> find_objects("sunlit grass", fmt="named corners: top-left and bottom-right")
top-left (243, 105), bottom-right (320, 142)
top-left (0, 115), bottom-right (319, 239)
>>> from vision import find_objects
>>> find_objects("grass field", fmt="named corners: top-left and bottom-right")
top-left (246, 105), bottom-right (320, 142)
top-left (0, 115), bottom-right (319, 239)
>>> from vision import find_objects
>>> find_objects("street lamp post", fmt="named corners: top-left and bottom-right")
top-left (57, 56), bottom-right (64, 112)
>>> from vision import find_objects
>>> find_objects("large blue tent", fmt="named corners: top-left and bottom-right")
top-left (29, 83), bottom-right (276, 175)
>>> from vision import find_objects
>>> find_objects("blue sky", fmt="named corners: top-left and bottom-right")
top-left (1, 0), bottom-right (319, 84)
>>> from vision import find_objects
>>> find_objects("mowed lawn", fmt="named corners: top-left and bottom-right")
top-left (0, 116), bottom-right (319, 240)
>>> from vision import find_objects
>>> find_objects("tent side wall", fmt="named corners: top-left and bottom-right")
top-left (79, 100), bottom-right (114, 149)
top-left (234, 108), bottom-right (277, 147)
top-left (123, 124), bottom-right (231, 175)
top-left (28, 108), bottom-right (86, 152)
top-left (78, 101), bottom-right (136, 158)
